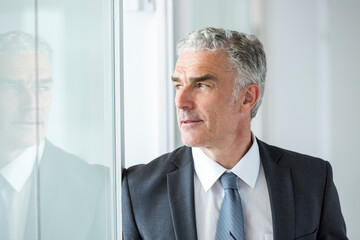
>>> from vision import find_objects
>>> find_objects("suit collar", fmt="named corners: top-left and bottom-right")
top-left (192, 137), bottom-right (260, 191)
top-left (25, 141), bottom-right (62, 238)
top-left (1, 142), bottom-right (45, 192)
top-left (167, 146), bottom-right (198, 240)
top-left (171, 146), bottom-right (193, 168)
top-left (258, 139), bottom-right (295, 240)
top-left (168, 142), bottom-right (296, 240)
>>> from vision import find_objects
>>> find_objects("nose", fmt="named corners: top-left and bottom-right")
top-left (175, 86), bottom-right (194, 110)
top-left (19, 86), bottom-right (37, 110)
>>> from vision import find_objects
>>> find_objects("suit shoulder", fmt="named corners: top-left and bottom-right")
top-left (123, 146), bottom-right (191, 186)
top-left (258, 140), bottom-right (332, 189)
top-left (44, 140), bottom-right (105, 167)
top-left (42, 140), bottom-right (108, 185)
top-left (258, 139), bottom-right (328, 169)
top-left (126, 146), bottom-right (187, 175)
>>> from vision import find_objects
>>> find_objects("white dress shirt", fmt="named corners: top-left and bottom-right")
top-left (193, 136), bottom-right (273, 240)
top-left (0, 142), bottom-right (45, 240)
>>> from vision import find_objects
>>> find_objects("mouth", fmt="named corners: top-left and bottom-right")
top-left (181, 120), bottom-right (203, 125)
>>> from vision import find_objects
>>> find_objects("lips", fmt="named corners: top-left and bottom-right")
top-left (181, 120), bottom-right (202, 124)
top-left (178, 111), bottom-right (203, 126)
top-left (180, 119), bottom-right (204, 128)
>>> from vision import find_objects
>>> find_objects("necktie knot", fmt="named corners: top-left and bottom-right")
top-left (220, 172), bottom-right (238, 190)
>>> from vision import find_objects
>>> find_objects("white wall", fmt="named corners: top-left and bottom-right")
top-left (123, 0), bottom-right (172, 167)
top-left (260, 0), bottom-right (325, 156)
top-left (328, 1), bottom-right (360, 237)
top-left (260, 0), bottom-right (360, 238)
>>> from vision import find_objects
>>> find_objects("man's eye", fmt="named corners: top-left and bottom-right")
top-left (197, 83), bottom-right (209, 88)
top-left (174, 84), bottom-right (183, 90)
top-left (0, 85), bottom-right (20, 91)
top-left (37, 86), bottom-right (51, 92)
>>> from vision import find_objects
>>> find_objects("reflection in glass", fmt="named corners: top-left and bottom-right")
top-left (0, 0), bottom-right (118, 236)
top-left (0, 31), bottom-right (111, 240)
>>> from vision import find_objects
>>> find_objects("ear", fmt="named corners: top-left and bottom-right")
top-left (240, 84), bottom-right (261, 114)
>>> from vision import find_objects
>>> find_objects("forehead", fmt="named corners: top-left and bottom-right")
top-left (173, 50), bottom-right (234, 78)
top-left (0, 51), bottom-right (52, 81)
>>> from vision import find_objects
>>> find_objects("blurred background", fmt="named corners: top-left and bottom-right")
top-left (0, 0), bottom-right (358, 238)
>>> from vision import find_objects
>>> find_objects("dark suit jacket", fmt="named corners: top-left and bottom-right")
top-left (122, 139), bottom-right (347, 240)
top-left (24, 141), bottom-right (110, 240)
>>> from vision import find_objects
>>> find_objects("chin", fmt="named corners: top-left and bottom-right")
top-left (7, 132), bottom-right (46, 150)
top-left (12, 137), bottom-right (37, 148)
top-left (181, 136), bottom-right (206, 147)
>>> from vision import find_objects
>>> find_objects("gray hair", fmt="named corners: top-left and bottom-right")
top-left (0, 31), bottom-right (52, 60)
top-left (176, 27), bottom-right (266, 118)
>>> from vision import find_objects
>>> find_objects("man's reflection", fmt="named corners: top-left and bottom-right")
top-left (0, 31), bottom-right (108, 240)
top-left (0, 48), bottom-right (52, 166)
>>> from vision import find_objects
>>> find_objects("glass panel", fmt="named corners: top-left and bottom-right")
top-left (0, 0), bottom-right (117, 239)
top-left (0, 1), bottom-right (38, 239)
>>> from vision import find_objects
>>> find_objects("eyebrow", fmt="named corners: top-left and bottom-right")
top-left (171, 74), bottom-right (218, 83)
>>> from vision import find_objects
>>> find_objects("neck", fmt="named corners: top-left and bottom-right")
top-left (0, 146), bottom-right (29, 168)
top-left (200, 130), bottom-right (253, 169)
top-left (0, 150), bottom-right (25, 168)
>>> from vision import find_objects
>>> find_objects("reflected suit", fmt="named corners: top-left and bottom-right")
top-left (24, 140), bottom-right (109, 240)
top-left (122, 139), bottom-right (347, 240)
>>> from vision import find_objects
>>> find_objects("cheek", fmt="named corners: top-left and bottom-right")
top-left (0, 99), bottom-right (18, 116)
top-left (203, 106), bottom-right (221, 129)
top-left (39, 94), bottom-right (52, 107)
top-left (176, 109), bottom-right (181, 123)
top-left (211, 104), bottom-right (239, 129)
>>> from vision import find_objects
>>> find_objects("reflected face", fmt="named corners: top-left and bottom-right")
top-left (0, 51), bottom-right (53, 150)
top-left (172, 50), bottom-right (242, 148)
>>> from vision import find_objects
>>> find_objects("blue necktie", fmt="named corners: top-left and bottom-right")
top-left (215, 172), bottom-right (245, 240)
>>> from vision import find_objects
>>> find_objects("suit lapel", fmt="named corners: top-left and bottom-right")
top-left (24, 172), bottom-right (36, 240)
top-left (24, 142), bottom-right (61, 238)
top-left (165, 142), bottom-right (295, 240)
top-left (38, 143), bottom-right (62, 237)
top-left (167, 147), bottom-right (198, 240)
top-left (258, 140), bottom-right (295, 240)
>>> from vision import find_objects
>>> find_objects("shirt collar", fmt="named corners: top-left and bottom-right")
top-left (192, 135), bottom-right (260, 192)
top-left (0, 141), bottom-right (45, 192)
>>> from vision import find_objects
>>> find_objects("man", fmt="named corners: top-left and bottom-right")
top-left (0, 31), bottom-right (109, 240)
top-left (122, 27), bottom-right (347, 240)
